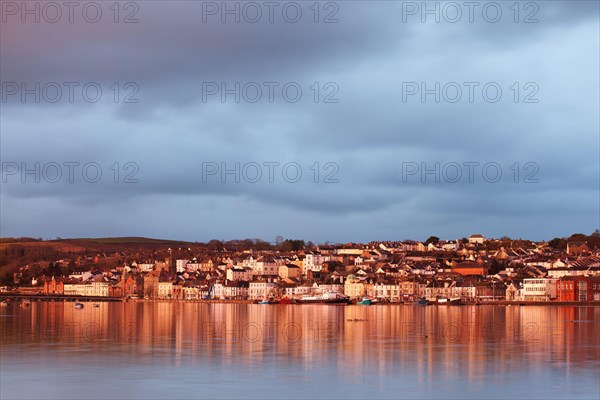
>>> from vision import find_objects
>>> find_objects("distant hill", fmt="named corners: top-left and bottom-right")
top-left (59, 237), bottom-right (195, 245)
top-left (0, 237), bottom-right (44, 244)
top-left (0, 236), bottom-right (194, 245)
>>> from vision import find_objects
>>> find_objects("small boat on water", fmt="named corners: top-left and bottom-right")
top-left (258, 299), bottom-right (269, 304)
top-left (297, 291), bottom-right (350, 304)
top-left (0, 300), bottom-right (8, 307)
top-left (21, 299), bottom-right (31, 307)
top-left (416, 297), bottom-right (428, 305)
top-left (74, 302), bottom-right (84, 309)
top-left (93, 303), bottom-right (100, 308)
top-left (357, 297), bottom-right (372, 305)
top-left (437, 297), bottom-right (462, 305)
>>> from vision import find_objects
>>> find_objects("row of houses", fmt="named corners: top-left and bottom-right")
top-left (39, 270), bottom-right (600, 303)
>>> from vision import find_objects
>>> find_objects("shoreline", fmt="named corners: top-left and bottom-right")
top-left (2, 294), bottom-right (600, 306)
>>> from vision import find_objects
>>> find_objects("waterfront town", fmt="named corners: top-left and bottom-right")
top-left (2, 233), bottom-right (600, 304)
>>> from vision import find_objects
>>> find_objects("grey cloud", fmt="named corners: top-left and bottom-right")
top-left (0, 1), bottom-right (598, 241)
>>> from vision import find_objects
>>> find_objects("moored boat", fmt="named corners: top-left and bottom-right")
top-left (416, 297), bottom-right (428, 305)
top-left (437, 297), bottom-right (461, 305)
top-left (0, 300), bottom-right (8, 307)
top-left (74, 302), bottom-right (84, 309)
top-left (357, 297), bottom-right (372, 305)
top-left (297, 291), bottom-right (350, 304)
top-left (21, 299), bottom-right (31, 307)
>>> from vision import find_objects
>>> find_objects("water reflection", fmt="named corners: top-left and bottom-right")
top-left (1, 303), bottom-right (599, 399)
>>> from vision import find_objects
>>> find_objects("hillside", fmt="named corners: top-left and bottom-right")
top-left (60, 237), bottom-right (195, 245)
top-left (0, 237), bottom-right (199, 284)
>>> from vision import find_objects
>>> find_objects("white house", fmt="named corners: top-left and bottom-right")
top-left (186, 261), bottom-right (202, 272)
top-left (284, 284), bottom-right (313, 298)
top-left (215, 282), bottom-right (249, 299)
top-left (183, 286), bottom-right (200, 300)
top-left (373, 282), bottom-right (399, 300)
top-left (227, 267), bottom-right (253, 281)
top-left (248, 281), bottom-right (277, 300)
top-left (158, 281), bottom-right (173, 299)
top-left (451, 284), bottom-right (477, 300)
top-left (176, 259), bottom-right (189, 273)
top-left (335, 248), bottom-right (363, 256)
top-left (441, 241), bottom-right (459, 251)
top-left (303, 251), bottom-right (330, 274)
top-left (136, 263), bottom-right (155, 272)
top-left (62, 281), bottom-right (109, 297)
top-left (87, 281), bottom-right (110, 297)
top-left (63, 283), bottom-right (87, 296)
top-left (547, 267), bottom-right (590, 279)
top-left (252, 256), bottom-right (279, 276)
top-left (468, 234), bottom-right (485, 244)
top-left (427, 243), bottom-right (441, 252)
top-left (68, 271), bottom-right (93, 281)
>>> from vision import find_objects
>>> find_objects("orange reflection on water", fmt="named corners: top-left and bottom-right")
top-left (2, 302), bottom-right (599, 378)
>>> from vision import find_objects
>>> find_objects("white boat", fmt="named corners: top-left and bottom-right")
top-left (437, 297), bottom-right (461, 305)
top-left (74, 302), bottom-right (84, 309)
top-left (297, 291), bottom-right (350, 304)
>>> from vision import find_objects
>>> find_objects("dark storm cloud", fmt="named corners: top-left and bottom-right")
top-left (2, 1), bottom-right (596, 103)
top-left (0, 1), bottom-right (598, 241)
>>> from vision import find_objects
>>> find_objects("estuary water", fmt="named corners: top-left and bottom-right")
top-left (1, 302), bottom-right (599, 399)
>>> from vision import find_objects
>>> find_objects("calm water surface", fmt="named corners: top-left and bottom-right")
top-left (1, 302), bottom-right (599, 399)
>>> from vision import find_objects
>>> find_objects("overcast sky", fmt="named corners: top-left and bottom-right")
top-left (1, 0), bottom-right (598, 243)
